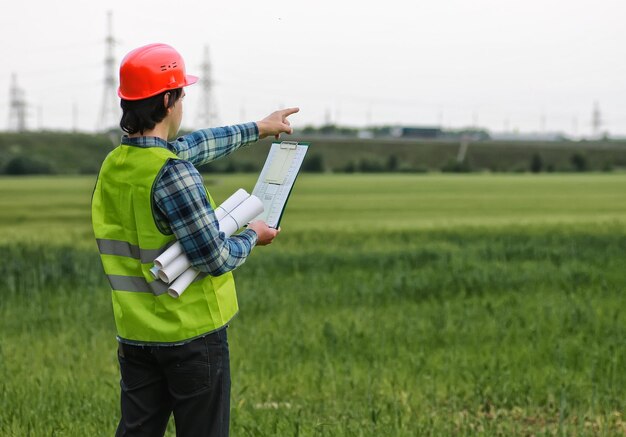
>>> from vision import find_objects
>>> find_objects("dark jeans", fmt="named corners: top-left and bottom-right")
top-left (115, 327), bottom-right (230, 437)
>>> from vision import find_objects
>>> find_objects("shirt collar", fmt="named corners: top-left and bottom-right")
top-left (120, 135), bottom-right (170, 149)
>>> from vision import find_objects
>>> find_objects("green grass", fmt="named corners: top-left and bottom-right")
top-left (1, 173), bottom-right (626, 242)
top-left (1, 174), bottom-right (626, 436)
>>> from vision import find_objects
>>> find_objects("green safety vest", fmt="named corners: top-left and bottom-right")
top-left (91, 144), bottom-right (238, 344)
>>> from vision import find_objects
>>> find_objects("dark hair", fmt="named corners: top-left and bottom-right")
top-left (119, 88), bottom-right (183, 135)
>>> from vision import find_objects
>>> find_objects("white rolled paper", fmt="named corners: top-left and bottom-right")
top-left (158, 252), bottom-right (191, 284)
top-left (168, 267), bottom-right (200, 298)
top-left (219, 215), bottom-right (240, 238)
top-left (219, 194), bottom-right (265, 237)
top-left (214, 188), bottom-right (249, 222)
top-left (152, 190), bottom-right (266, 297)
top-left (241, 195), bottom-right (264, 224)
top-left (154, 242), bottom-right (183, 269)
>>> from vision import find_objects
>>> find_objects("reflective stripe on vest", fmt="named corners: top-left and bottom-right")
top-left (105, 272), bottom-right (209, 295)
top-left (98, 237), bottom-right (208, 296)
top-left (96, 238), bottom-right (173, 264)
top-left (107, 274), bottom-right (169, 295)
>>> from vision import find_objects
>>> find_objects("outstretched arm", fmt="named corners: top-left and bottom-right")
top-left (169, 107), bottom-right (300, 166)
top-left (170, 123), bottom-right (259, 167)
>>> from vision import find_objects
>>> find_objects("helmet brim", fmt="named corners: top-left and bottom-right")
top-left (184, 75), bottom-right (199, 87)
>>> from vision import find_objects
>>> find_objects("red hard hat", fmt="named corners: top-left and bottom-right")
top-left (118, 43), bottom-right (198, 100)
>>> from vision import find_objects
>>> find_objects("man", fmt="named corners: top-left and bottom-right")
top-left (91, 43), bottom-right (298, 437)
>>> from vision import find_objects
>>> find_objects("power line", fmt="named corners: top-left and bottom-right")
top-left (18, 40), bottom-right (102, 55)
top-left (3, 62), bottom-right (101, 78)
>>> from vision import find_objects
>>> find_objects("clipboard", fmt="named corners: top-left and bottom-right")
top-left (251, 141), bottom-right (310, 228)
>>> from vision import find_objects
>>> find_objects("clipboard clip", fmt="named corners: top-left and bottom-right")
top-left (279, 141), bottom-right (298, 150)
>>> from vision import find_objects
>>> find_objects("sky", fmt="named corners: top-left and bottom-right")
top-left (1, 0), bottom-right (625, 137)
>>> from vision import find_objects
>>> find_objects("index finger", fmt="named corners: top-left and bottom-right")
top-left (280, 107), bottom-right (300, 117)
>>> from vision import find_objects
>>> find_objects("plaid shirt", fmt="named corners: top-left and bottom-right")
top-left (120, 122), bottom-right (259, 276)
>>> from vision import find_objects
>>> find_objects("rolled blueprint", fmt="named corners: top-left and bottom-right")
top-left (154, 189), bottom-right (256, 274)
top-left (219, 194), bottom-right (264, 236)
top-left (155, 190), bottom-right (265, 297)
top-left (158, 252), bottom-right (191, 284)
top-left (168, 268), bottom-right (200, 298)
top-left (219, 216), bottom-right (240, 238)
top-left (154, 241), bottom-right (183, 269)
top-left (214, 188), bottom-right (249, 222)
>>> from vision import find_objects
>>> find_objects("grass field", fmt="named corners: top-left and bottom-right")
top-left (1, 173), bottom-right (626, 436)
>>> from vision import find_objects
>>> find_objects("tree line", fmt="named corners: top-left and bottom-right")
top-left (0, 131), bottom-right (624, 175)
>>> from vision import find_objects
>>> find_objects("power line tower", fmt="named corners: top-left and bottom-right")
top-left (195, 45), bottom-right (218, 127)
top-left (8, 73), bottom-right (27, 132)
top-left (97, 11), bottom-right (119, 131)
top-left (592, 101), bottom-right (602, 137)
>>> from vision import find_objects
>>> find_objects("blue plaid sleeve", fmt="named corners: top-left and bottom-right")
top-left (153, 159), bottom-right (258, 276)
top-left (169, 122), bottom-right (259, 166)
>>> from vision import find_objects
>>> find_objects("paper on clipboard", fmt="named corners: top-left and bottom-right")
top-left (251, 141), bottom-right (309, 228)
